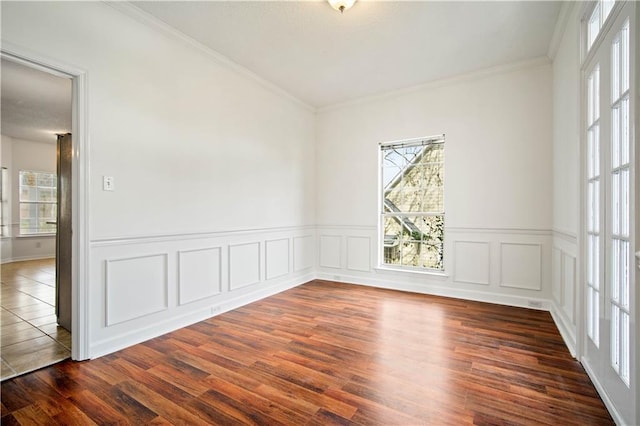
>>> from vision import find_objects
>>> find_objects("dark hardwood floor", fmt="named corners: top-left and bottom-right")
top-left (1, 280), bottom-right (613, 425)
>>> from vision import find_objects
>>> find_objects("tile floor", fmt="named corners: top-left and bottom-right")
top-left (1, 258), bottom-right (71, 381)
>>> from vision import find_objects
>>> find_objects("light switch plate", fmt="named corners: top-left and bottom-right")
top-left (103, 176), bottom-right (115, 191)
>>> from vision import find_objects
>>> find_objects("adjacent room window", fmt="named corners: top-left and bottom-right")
top-left (380, 135), bottom-right (444, 271)
top-left (19, 170), bottom-right (57, 235)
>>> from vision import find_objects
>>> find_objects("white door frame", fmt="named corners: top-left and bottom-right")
top-left (578, 2), bottom-right (638, 424)
top-left (1, 42), bottom-right (90, 360)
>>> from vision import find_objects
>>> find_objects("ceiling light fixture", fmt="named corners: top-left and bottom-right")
top-left (328, 0), bottom-right (356, 14)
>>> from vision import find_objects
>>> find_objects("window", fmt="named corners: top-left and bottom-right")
top-left (587, 0), bottom-right (615, 51)
top-left (586, 65), bottom-right (601, 347)
top-left (19, 170), bottom-right (57, 235)
top-left (380, 135), bottom-right (444, 271)
top-left (609, 19), bottom-right (630, 385)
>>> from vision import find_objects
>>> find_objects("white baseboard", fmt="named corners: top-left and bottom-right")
top-left (315, 271), bottom-right (551, 311)
top-left (581, 357), bottom-right (626, 426)
top-left (1, 255), bottom-right (55, 264)
top-left (549, 300), bottom-right (577, 357)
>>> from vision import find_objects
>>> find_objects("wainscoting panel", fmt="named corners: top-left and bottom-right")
top-left (347, 236), bottom-right (371, 272)
top-left (178, 247), bottom-right (222, 305)
top-left (106, 254), bottom-right (168, 326)
top-left (550, 230), bottom-right (578, 356)
top-left (293, 235), bottom-right (314, 272)
top-left (316, 226), bottom-right (552, 311)
top-left (265, 238), bottom-right (290, 280)
top-left (319, 235), bottom-right (341, 269)
top-left (500, 243), bottom-right (542, 290)
top-left (453, 241), bottom-right (490, 285)
top-left (552, 247), bottom-right (562, 303)
top-left (561, 252), bottom-right (576, 323)
top-left (229, 242), bottom-right (261, 290)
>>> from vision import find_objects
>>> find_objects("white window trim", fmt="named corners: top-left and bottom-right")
top-left (378, 134), bottom-right (445, 274)
top-left (581, 0), bottom-right (624, 66)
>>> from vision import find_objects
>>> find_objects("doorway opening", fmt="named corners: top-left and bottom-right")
top-left (1, 58), bottom-right (72, 380)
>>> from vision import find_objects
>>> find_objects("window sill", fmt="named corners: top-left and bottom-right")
top-left (16, 233), bottom-right (56, 238)
top-left (374, 265), bottom-right (449, 279)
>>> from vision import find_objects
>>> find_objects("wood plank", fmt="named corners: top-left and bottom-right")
top-left (306, 408), bottom-right (357, 426)
top-left (100, 386), bottom-right (159, 423)
top-left (115, 380), bottom-right (209, 425)
top-left (198, 380), bottom-right (311, 425)
top-left (1, 379), bottom-right (35, 412)
top-left (109, 359), bottom-right (197, 407)
top-left (11, 404), bottom-right (55, 425)
top-left (10, 373), bottom-right (66, 418)
top-left (49, 397), bottom-right (98, 425)
top-left (67, 389), bottom-right (129, 425)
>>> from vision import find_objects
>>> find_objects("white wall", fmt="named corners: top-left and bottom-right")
top-left (0, 135), bottom-right (57, 263)
top-left (549, 3), bottom-right (581, 356)
top-left (316, 60), bottom-right (554, 308)
top-left (1, 2), bottom-right (316, 358)
top-left (552, 9), bottom-right (580, 238)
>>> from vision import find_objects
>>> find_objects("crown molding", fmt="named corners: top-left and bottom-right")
top-left (318, 56), bottom-right (552, 114)
top-left (547, 1), bottom-right (577, 61)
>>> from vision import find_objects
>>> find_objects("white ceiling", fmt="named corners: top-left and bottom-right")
top-left (1, 58), bottom-right (72, 144)
top-left (132, 0), bottom-right (563, 108)
top-left (0, 1), bottom-right (562, 144)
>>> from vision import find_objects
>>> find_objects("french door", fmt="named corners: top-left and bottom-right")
top-left (582, 2), bottom-right (636, 424)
